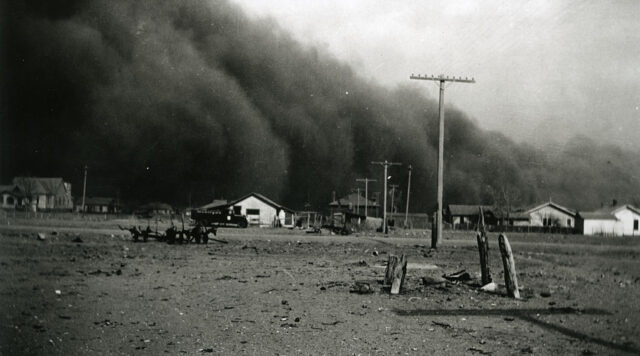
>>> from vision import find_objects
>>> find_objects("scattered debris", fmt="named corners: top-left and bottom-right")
top-left (422, 276), bottom-right (447, 286)
top-left (443, 270), bottom-right (471, 282)
top-left (37, 233), bottom-right (46, 241)
top-left (350, 281), bottom-right (375, 294)
top-left (72, 237), bottom-right (83, 243)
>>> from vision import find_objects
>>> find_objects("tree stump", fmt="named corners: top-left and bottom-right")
top-left (476, 232), bottom-right (492, 285)
top-left (384, 254), bottom-right (407, 295)
top-left (384, 255), bottom-right (399, 286)
top-left (498, 234), bottom-right (520, 299)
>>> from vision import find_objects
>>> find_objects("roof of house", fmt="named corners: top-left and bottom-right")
top-left (578, 212), bottom-right (617, 220)
top-left (231, 192), bottom-right (295, 213)
top-left (596, 204), bottom-right (640, 216)
top-left (330, 193), bottom-right (378, 208)
top-left (81, 197), bottom-right (117, 206)
top-left (0, 184), bottom-right (23, 196)
top-left (525, 201), bottom-right (576, 217)
top-left (139, 202), bottom-right (173, 211)
top-left (12, 177), bottom-right (69, 195)
top-left (447, 204), bottom-right (493, 216)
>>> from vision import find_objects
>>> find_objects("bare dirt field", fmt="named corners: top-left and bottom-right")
top-left (1, 222), bottom-right (640, 355)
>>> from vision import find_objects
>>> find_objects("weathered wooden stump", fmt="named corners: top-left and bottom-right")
top-left (498, 234), bottom-right (520, 299)
top-left (430, 212), bottom-right (438, 249)
top-left (476, 207), bottom-right (492, 285)
top-left (384, 254), bottom-right (407, 295)
top-left (384, 255), bottom-right (399, 286)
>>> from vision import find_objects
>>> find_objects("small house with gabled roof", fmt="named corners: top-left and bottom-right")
top-left (228, 193), bottom-right (296, 228)
top-left (525, 201), bottom-right (576, 228)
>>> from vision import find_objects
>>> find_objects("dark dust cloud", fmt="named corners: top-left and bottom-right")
top-left (1, 0), bottom-right (639, 211)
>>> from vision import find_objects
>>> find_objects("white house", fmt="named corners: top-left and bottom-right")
top-left (229, 193), bottom-right (296, 228)
top-left (577, 205), bottom-right (640, 237)
top-left (526, 201), bottom-right (576, 228)
top-left (576, 212), bottom-right (622, 236)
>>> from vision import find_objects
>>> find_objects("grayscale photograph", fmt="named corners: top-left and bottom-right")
top-left (1, 1), bottom-right (639, 354)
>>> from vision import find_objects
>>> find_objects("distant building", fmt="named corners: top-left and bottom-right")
top-left (525, 201), bottom-right (576, 228)
top-left (0, 185), bottom-right (23, 209)
top-left (446, 204), bottom-right (495, 228)
top-left (136, 202), bottom-right (173, 216)
top-left (12, 177), bottom-right (73, 211)
top-left (329, 193), bottom-right (378, 217)
top-left (77, 197), bottom-right (121, 214)
top-left (577, 204), bottom-right (640, 237)
top-left (228, 193), bottom-right (296, 228)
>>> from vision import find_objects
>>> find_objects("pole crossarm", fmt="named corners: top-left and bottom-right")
top-left (410, 74), bottom-right (475, 83)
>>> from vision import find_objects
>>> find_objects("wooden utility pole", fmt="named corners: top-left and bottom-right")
top-left (81, 165), bottom-right (88, 213)
top-left (356, 178), bottom-right (377, 217)
top-left (351, 187), bottom-right (361, 214)
top-left (404, 165), bottom-right (412, 228)
top-left (410, 74), bottom-right (475, 248)
top-left (389, 184), bottom-right (399, 214)
top-left (371, 160), bottom-right (401, 234)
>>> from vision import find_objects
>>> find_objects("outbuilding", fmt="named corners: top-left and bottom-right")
top-left (576, 212), bottom-right (622, 236)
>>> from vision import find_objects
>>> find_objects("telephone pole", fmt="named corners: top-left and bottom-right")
top-left (410, 74), bottom-right (475, 248)
top-left (404, 165), bottom-right (412, 228)
top-left (81, 165), bottom-right (88, 213)
top-left (371, 160), bottom-right (401, 234)
top-left (356, 178), bottom-right (376, 217)
top-left (350, 187), bottom-right (361, 214)
top-left (389, 184), bottom-right (399, 214)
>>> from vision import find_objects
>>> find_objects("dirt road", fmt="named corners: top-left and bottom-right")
top-left (1, 226), bottom-right (639, 355)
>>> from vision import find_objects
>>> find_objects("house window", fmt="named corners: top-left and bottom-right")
top-left (234, 206), bottom-right (242, 215)
top-left (246, 209), bottom-right (260, 215)
top-left (567, 219), bottom-right (571, 227)
top-left (6, 197), bottom-right (14, 205)
top-left (634, 220), bottom-right (639, 231)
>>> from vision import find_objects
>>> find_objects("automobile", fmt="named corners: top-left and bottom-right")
top-left (190, 208), bottom-right (248, 228)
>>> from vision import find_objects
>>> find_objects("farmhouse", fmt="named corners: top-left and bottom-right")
top-left (526, 201), bottom-right (576, 228)
top-left (330, 193), bottom-right (378, 217)
top-left (228, 193), bottom-right (296, 228)
top-left (136, 202), bottom-right (173, 216)
top-left (77, 197), bottom-right (121, 214)
top-left (577, 204), bottom-right (640, 237)
top-left (12, 177), bottom-right (73, 211)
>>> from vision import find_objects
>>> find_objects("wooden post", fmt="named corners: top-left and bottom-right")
top-left (390, 254), bottom-right (408, 295)
top-left (498, 234), bottom-right (520, 299)
top-left (476, 207), bottom-right (492, 285)
top-left (431, 212), bottom-right (437, 248)
top-left (384, 255), bottom-right (399, 286)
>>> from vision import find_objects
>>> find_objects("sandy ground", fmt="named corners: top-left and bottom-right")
top-left (1, 224), bottom-right (640, 355)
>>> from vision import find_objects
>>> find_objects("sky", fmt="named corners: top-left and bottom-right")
top-left (233, 0), bottom-right (640, 150)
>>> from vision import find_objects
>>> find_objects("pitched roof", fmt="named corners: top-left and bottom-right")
top-left (596, 204), bottom-right (640, 216)
top-left (231, 192), bottom-right (295, 213)
top-left (578, 212), bottom-right (617, 220)
top-left (330, 193), bottom-right (377, 208)
top-left (0, 184), bottom-right (22, 196)
top-left (80, 197), bottom-right (117, 206)
top-left (447, 204), bottom-right (493, 216)
top-left (12, 177), bottom-right (68, 195)
top-left (525, 201), bottom-right (576, 217)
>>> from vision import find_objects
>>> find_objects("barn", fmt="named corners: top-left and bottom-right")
top-left (229, 193), bottom-right (296, 228)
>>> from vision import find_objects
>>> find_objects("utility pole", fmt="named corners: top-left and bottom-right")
top-left (356, 178), bottom-right (376, 217)
top-left (410, 74), bottom-right (474, 248)
top-left (371, 160), bottom-right (401, 234)
top-left (389, 184), bottom-right (399, 214)
top-left (350, 187), bottom-right (361, 214)
top-left (81, 165), bottom-right (88, 213)
top-left (404, 165), bottom-right (412, 228)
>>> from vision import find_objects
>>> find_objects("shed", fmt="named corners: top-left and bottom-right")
top-left (576, 212), bottom-right (622, 236)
